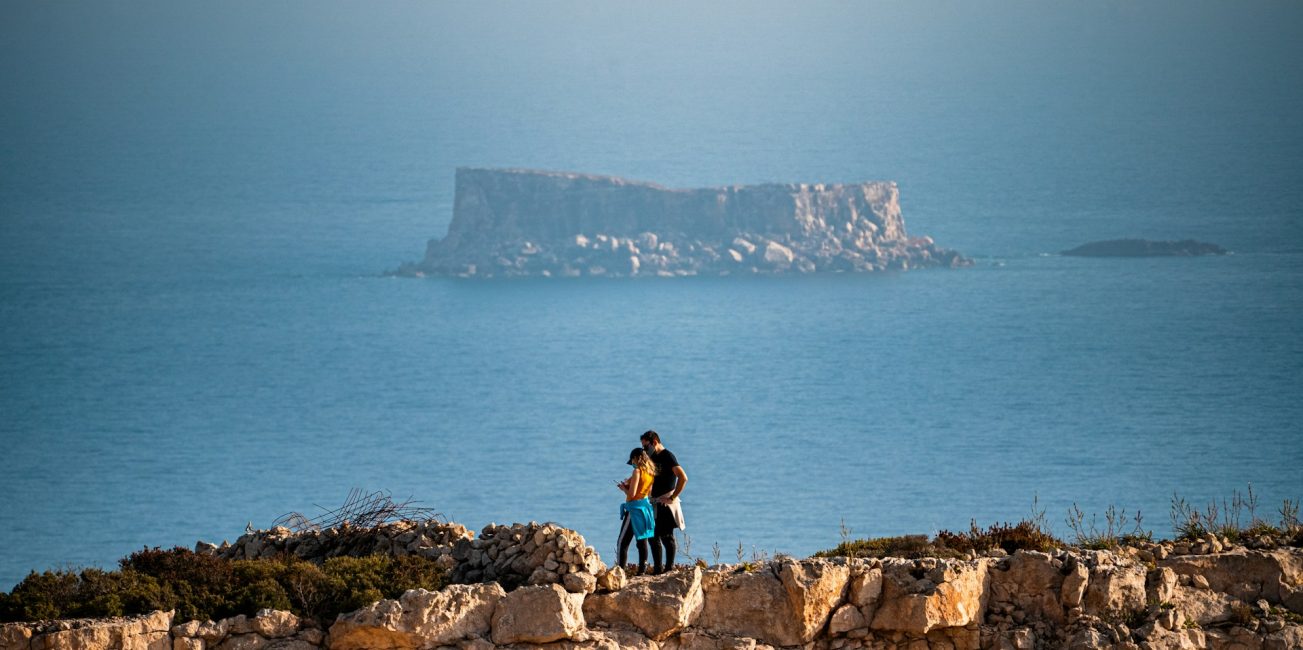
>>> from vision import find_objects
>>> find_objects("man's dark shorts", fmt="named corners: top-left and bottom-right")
top-left (653, 503), bottom-right (677, 537)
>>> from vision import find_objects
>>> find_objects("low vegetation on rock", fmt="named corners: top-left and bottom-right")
top-left (816, 488), bottom-right (1302, 562)
top-left (0, 547), bottom-right (446, 625)
top-left (817, 499), bottom-right (1063, 560)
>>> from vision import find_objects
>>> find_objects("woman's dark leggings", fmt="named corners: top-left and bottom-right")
top-left (617, 511), bottom-right (649, 572)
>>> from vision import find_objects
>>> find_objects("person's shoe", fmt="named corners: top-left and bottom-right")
top-left (651, 565), bottom-right (664, 575)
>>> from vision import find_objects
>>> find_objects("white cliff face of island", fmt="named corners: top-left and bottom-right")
top-left (395, 168), bottom-right (970, 278)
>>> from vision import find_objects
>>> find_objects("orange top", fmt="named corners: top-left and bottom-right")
top-left (627, 469), bottom-right (653, 501)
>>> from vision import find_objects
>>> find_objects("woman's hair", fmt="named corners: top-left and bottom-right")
top-left (627, 448), bottom-right (657, 476)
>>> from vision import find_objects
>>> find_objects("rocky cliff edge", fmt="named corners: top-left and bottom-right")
top-left (5, 521), bottom-right (1302, 650)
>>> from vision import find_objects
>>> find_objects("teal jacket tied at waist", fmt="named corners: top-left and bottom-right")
top-left (620, 497), bottom-right (656, 540)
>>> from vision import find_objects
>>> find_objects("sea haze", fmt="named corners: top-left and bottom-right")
top-left (2, 0), bottom-right (1301, 588)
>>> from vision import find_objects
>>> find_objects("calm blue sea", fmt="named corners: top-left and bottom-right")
top-left (2, 1), bottom-right (1302, 589)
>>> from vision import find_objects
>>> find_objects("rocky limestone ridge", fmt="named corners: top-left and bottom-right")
top-left (6, 524), bottom-right (1303, 650)
top-left (1061, 239), bottom-right (1228, 257)
top-left (392, 168), bottom-right (970, 278)
top-left (200, 521), bottom-right (604, 594)
top-left (449, 522), bottom-right (607, 592)
top-left (201, 519), bottom-right (473, 568)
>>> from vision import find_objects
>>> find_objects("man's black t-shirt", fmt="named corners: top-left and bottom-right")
top-left (650, 448), bottom-right (680, 498)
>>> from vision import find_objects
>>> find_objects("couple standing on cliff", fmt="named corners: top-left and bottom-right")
top-left (615, 430), bottom-right (687, 576)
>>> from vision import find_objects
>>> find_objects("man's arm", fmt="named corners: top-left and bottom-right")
top-left (660, 466), bottom-right (687, 503)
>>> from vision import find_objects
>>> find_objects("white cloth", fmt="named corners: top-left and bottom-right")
top-left (654, 492), bottom-right (687, 531)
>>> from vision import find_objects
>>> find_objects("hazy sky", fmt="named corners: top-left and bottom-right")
top-left (6, 1), bottom-right (1300, 169)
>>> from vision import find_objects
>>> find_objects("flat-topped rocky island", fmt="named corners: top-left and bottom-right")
top-left (392, 169), bottom-right (970, 278)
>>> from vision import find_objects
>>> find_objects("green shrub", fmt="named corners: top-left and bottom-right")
top-left (320, 554), bottom-right (447, 618)
top-left (935, 520), bottom-right (1062, 554)
top-left (814, 534), bottom-right (964, 560)
top-left (386, 555), bottom-right (447, 596)
top-left (0, 568), bottom-right (169, 622)
top-left (230, 577), bottom-right (292, 615)
top-left (0, 569), bottom-right (81, 621)
top-left (122, 547), bottom-right (239, 621)
top-left (74, 569), bottom-right (169, 619)
top-left (278, 560), bottom-right (333, 621)
top-left (322, 556), bottom-right (389, 615)
top-left (0, 549), bottom-right (448, 625)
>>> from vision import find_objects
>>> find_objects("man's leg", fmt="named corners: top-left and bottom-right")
top-left (659, 532), bottom-right (677, 571)
top-left (651, 503), bottom-right (677, 573)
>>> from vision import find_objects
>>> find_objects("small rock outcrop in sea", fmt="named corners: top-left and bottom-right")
top-left (1061, 239), bottom-right (1228, 257)
top-left (392, 168), bottom-right (970, 278)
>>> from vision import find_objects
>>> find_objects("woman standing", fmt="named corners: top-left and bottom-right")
top-left (615, 447), bottom-right (657, 575)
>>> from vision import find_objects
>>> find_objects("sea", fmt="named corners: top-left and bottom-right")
top-left (2, 1), bottom-right (1302, 589)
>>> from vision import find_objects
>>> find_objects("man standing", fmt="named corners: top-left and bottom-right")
top-left (640, 429), bottom-right (687, 574)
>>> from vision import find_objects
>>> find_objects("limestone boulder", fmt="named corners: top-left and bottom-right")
top-left (697, 559), bottom-right (847, 646)
top-left (583, 567), bottom-right (704, 641)
top-left (1062, 560), bottom-right (1090, 609)
top-left (761, 241), bottom-right (794, 267)
top-left (778, 559), bottom-right (849, 640)
top-left (1163, 584), bottom-right (1245, 626)
top-left (1204, 626), bottom-right (1268, 650)
top-left (870, 558), bottom-right (989, 634)
top-left (250, 610), bottom-right (299, 639)
top-left (171, 610), bottom-right (316, 650)
top-left (1065, 627), bottom-right (1112, 650)
top-left (695, 568), bottom-right (791, 645)
top-left (0, 623), bottom-right (33, 650)
top-left (171, 619), bottom-right (228, 646)
top-left (1134, 625), bottom-right (1207, 650)
top-left (1082, 561), bottom-right (1146, 618)
top-left (27, 610), bottom-right (172, 650)
top-left (214, 634), bottom-right (316, 650)
top-left (988, 551), bottom-right (1064, 624)
top-left (827, 604), bottom-right (865, 635)
top-left (329, 583), bottom-right (504, 649)
top-left (664, 628), bottom-right (758, 650)
top-left (524, 628), bottom-right (655, 650)
top-left (1264, 625), bottom-right (1303, 650)
top-left (1147, 566), bottom-right (1178, 605)
top-left (490, 583), bottom-right (586, 645)
top-left (1160, 548), bottom-right (1303, 612)
top-left (847, 562), bottom-right (884, 618)
top-left (595, 567), bottom-right (626, 592)
top-left (562, 571), bottom-right (597, 594)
